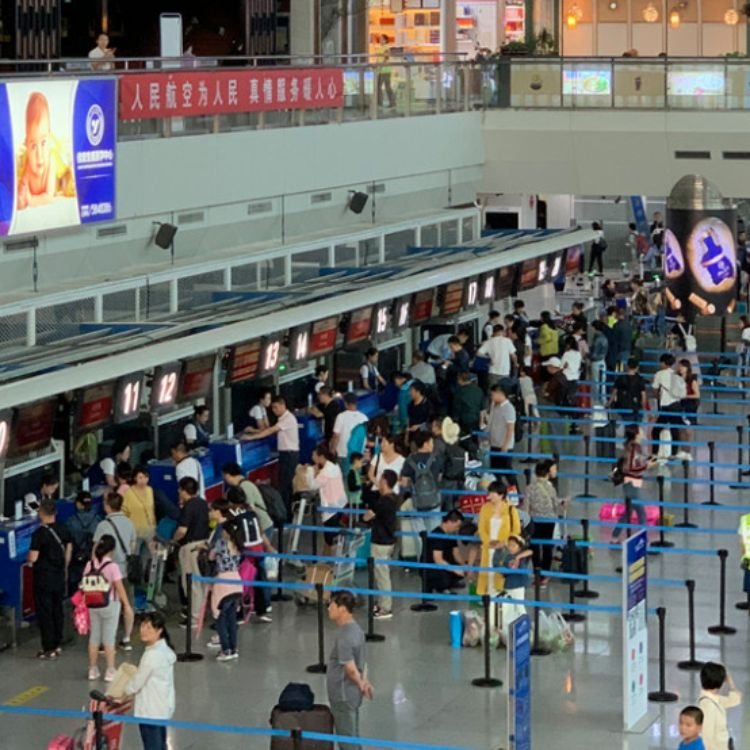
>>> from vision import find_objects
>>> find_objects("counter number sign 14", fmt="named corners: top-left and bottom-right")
top-left (294, 331), bottom-right (309, 362)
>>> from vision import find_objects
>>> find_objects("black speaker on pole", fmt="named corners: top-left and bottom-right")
top-left (154, 223), bottom-right (178, 249)
top-left (348, 191), bottom-right (368, 215)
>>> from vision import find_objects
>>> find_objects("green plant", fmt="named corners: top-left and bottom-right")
top-left (500, 40), bottom-right (530, 56)
top-left (534, 29), bottom-right (558, 56)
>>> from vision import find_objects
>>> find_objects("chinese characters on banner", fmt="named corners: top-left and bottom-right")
top-left (119, 68), bottom-right (344, 120)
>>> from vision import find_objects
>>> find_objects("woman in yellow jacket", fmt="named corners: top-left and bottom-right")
top-left (477, 482), bottom-right (521, 596)
top-left (122, 465), bottom-right (156, 546)
top-left (538, 311), bottom-right (560, 359)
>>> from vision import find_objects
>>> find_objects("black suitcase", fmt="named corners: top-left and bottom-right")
top-left (594, 421), bottom-right (617, 460)
top-left (270, 705), bottom-right (335, 749)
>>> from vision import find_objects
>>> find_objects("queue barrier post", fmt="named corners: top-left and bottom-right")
top-left (677, 579), bottom-right (703, 671)
top-left (702, 442), bottom-right (720, 506)
top-left (574, 519), bottom-right (599, 600)
top-left (647, 607), bottom-right (679, 703)
top-left (521, 418), bottom-right (534, 464)
top-left (562, 538), bottom-right (585, 624)
top-left (730, 425), bottom-right (745, 490)
top-left (576, 435), bottom-right (595, 500)
top-left (649, 475), bottom-right (673, 551)
top-left (530, 575), bottom-right (551, 657)
top-left (674, 460), bottom-right (696, 529)
top-left (305, 583), bottom-right (327, 673)
top-left (177, 573), bottom-right (204, 663)
top-left (311, 508), bottom-right (319, 557)
top-left (743, 414), bottom-right (750, 478)
top-left (708, 549), bottom-right (737, 636)
top-left (271, 524), bottom-right (292, 603)
top-left (471, 594), bottom-right (503, 688)
top-left (410, 532), bottom-right (438, 613)
top-left (365, 557), bottom-right (386, 643)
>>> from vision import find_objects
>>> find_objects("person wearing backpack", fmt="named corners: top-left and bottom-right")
top-left (610, 357), bottom-right (649, 423)
top-left (331, 393), bottom-right (369, 479)
top-left (400, 431), bottom-right (444, 548)
top-left (440, 418), bottom-right (466, 506)
top-left (651, 353), bottom-right (686, 460)
top-left (28, 500), bottom-right (72, 660)
top-left (66, 490), bottom-right (100, 595)
top-left (81, 534), bottom-right (133, 681)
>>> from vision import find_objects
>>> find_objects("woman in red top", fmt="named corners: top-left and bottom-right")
top-left (678, 358), bottom-right (700, 458)
top-left (611, 425), bottom-right (656, 542)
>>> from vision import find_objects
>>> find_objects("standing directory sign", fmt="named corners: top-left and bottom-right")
top-left (623, 530), bottom-right (648, 731)
top-left (507, 614), bottom-right (531, 750)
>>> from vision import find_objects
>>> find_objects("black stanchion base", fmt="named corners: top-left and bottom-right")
top-left (708, 624), bottom-right (737, 635)
top-left (271, 592), bottom-right (293, 602)
top-left (177, 653), bottom-right (204, 663)
top-left (649, 540), bottom-right (675, 552)
top-left (520, 458), bottom-right (535, 464)
top-left (674, 522), bottom-right (698, 529)
top-left (648, 690), bottom-right (679, 703)
top-left (677, 659), bottom-right (704, 672)
top-left (306, 664), bottom-right (327, 674)
top-left (730, 484), bottom-right (748, 490)
top-left (365, 633), bottom-right (386, 642)
top-left (735, 600), bottom-right (750, 611)
top-left (574, 494), bottom-right (597, 502)
top-left (531, 645), bottom-right (552, 656)
top-left (472, 677), bottom-right (503, 688)
top-left (410, 602), bottom-right (438, 612)
top-left (701, 501), bottom-right (722, 507)
top-left (574, 589), bottom-right (600, 599)
top-left (562, 612), bottom-right (586, 623)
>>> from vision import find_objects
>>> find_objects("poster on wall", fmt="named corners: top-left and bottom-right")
top-left (0, 79), bottom-right (116, 237)
top-left (562, 68), bottom-right (612, 96)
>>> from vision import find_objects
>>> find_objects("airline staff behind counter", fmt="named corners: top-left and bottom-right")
top-left (183, 405), bottom-right (211, 449)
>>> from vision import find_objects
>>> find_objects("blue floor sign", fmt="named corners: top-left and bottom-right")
top-left (508, 614), bottom-right (531, 750)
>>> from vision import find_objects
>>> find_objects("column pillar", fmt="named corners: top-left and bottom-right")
top-left (290, 0), bottom-right (318, 61)
top-left (440, 0), bottom-right (457, 55)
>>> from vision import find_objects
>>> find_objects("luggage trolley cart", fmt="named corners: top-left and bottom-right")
top-left (138, 518), bottom-right (177, 614)
top-left (47, 691), bottom-right (132, 750)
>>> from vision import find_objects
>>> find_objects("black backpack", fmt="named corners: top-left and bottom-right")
top-left (258, 483), bottom-right (287, 527)
top-left (69, 514), bottom-right (98, 566)
top-left (277, 683), bottom-right (315, 712)
top-left (442, 443), bottom-right (465, 482)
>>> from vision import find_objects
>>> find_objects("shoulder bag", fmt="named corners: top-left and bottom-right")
top-left (106, 518), bottom-right (142, 586)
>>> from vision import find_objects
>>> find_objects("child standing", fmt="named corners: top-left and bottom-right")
top-left (678, 706), bottom-right (705, 749)
top-left (698, 662), bottom-right (742, 750)
top-left (346, 452), bottom-right (364, 507)
top-left (493, 534), bottom-right (532, 641)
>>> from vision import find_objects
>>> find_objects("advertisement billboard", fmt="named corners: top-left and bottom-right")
top-left (0, 79), bottom-right (116, 237)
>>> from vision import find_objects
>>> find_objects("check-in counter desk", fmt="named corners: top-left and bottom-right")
top-left (148, 449), bottom-right (223, 505)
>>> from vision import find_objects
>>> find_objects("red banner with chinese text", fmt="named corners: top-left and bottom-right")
top-left (119, 67), bottom-right (344, 120)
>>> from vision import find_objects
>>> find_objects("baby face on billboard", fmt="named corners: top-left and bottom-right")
top-left (17, 92), bottom-right (56, 210)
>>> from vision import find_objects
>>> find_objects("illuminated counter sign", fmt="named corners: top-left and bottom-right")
top-left (288, 324), bottom-right (312, 366)
top-left (0, 409), bottom-right (11, 461)
top-left (259, 336), bottom-right (283, 376)
top-left (518, 258), bottom-right (539, 291)
top-left (181, 355), bottom-right (215, 401)
top-left (226, 341), bottom-right (262, 386)
top-left (480, 272), bottom-right (496, 302)
top-left (9, 399), bottom-right (56, 457)
top-left (394, 296), bottom-right (412, 331)
top-left (114, 372), bottom-right (145, 424)
top-left (412, 289), bottom-right (434, 324)
top-left (77, 382), bottom-right (114, 432)
top-left (496, 265), bottom-right (517, 298)
top-left (151, 362), bottom-right (182, 413)
top-left (463, 277), bottom-right (480, 308)
top-left (373, 301), bottom-right (392, 337)
top-left (346, 307), bottom-right (373, 346)
top-left (309, 316), bottom-right (339, 357)
top-left (440, 280), bottom-right (465, 316)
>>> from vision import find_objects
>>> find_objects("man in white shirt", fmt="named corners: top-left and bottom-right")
top-left (170, 442), bottom-right (206, 500)
top-left (407, 351), bottom-right (436, 387)
top-left (476, 324), bottom-right (517, 388)
top-left (244, 396), bottom-right (299, 517)
top-left (485, 383), bottom-right (517, 489)
top-left (100, 440), bottom-right (131, 488)
top-left (650, 353), bottom-right (684, 459)
top-left (183, 405), bottom-right (211, 449)
top-left (88, 33), bottom-right (115, 71)
top-left (331, 393), bottom-right (368, 462)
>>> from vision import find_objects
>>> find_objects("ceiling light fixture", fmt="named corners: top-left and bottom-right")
top-left (642, 2), bottom-right (659, 22)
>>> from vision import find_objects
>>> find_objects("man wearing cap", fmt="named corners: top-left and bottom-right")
top-left (440, 417), bottom-right (466, 502)
top-left (485, 383), bottom-right (517, 490)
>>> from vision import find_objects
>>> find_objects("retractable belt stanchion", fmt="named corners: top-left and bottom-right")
top-left (365, 557), bottom-right (386, 643)
top-left (674, 460), bottom-right (696, 529)
top-left (649, 475), bottom-right (673, 551)
top-left (574, 519), bottom-right (599, 600)
top-left (271, 524), bottom-right (292, 603)
top-left (730, 425), bottom-right (745, 490)
top-left (521, 416), bottom-right (534, 463)
top-left (411, 532), bottom-right (438, 613)
top-left (677, 579), bottom-right (703, 671)
top-left (743, 415), bottom-right (750, 478)
top-left (576, 435), bottom-right (595, 501)
top-left (471, 595), bottom-right (502, 688)
top-left (311, 508), bottom-right (319, 557)
top-left (306, 582), bottom-right (327, 673)
top-left (648, 607), bottom-right (679, 703)
top-left (530, 576), bottom-right (551, 657)
top-left (562, 538), bottom-right (586, 623)
top-left (702, 442), bottom-right (720, 506)
top-left (177, 573), bottom-right (204, 663)
top-left (708, 549), bottom-right (736, 636)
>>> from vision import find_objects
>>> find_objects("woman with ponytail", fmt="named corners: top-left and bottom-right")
top-left (82, 534), bottom-right (133, 682)
top-left (126, 611), bottom-right (176, 750)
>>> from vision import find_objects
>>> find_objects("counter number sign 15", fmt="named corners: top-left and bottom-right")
top-left (376, 305), bottom-right (389, 335)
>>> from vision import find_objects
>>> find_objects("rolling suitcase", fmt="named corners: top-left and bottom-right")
top-left (594, 421), bottom-right (616, 459)
top-left (270, 704), bottom-right (335, 749)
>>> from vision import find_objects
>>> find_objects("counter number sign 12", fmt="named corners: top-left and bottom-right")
top-left (151, 362), bottom-right (182, 412)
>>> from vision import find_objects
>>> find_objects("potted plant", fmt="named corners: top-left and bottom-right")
top-left (500, 40), bottom-right (530, 57)
top-left (534, 29), bottom-right (558, 56)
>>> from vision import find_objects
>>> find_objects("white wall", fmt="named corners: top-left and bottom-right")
top-left (0, 113), bottom-right (484, 295)
top-left (482, 109), bottom-right (750, 198)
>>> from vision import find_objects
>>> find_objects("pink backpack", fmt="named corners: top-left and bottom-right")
top-left (599, 502), bottom-right (660, 526)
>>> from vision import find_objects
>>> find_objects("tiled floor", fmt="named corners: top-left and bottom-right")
top-left (2, 389), bottom-right (749, 749)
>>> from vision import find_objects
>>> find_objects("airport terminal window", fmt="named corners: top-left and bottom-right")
top-left (335, 243), bottom-right (359, 266)
top-left (440, 220), bottom-right (459, 245)
top-left (462, 217), bottom-right (475, 243)
top-left (360, 238), bottom-right (380, 267)
top-left (385, 229), bottom-right (416, 261)
top-left (291, 247), bottom-right (329, 284)
top-left (421, 223), bottom-right (439, 246)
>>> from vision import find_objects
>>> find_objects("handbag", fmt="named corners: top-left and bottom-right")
top-left (106, 519), bottom-right (143, 586)
top-left (610, 457), bottom-right (625, 486)
top-left (196, 547), bottom-right (216, 578)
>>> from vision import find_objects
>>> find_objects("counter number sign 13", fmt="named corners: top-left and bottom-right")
top-left (0, 410), bottom-right (10, 461)
top-left (260, 337), bottom-right (282, 375)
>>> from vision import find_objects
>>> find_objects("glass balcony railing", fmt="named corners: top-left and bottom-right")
top-left (0, 55), bottom-right (746, 140)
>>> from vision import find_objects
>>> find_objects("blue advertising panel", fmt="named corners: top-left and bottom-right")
top-left (507, 614), bottom-right (531, 750)
top-left (0, 79), bottom-right (116, 236)
top-left (629, 196), bottom-right (649, 239)
top-left (622, 530), bottom-right (648, 730)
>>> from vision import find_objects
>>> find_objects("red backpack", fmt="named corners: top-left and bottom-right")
top-left (80, 560), bottom-right (114, 609)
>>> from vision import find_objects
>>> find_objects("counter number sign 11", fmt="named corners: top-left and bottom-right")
top-left (0, 409), bottom-right (10, 461)
top-left (115, 372), bottom-right (145, 424)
